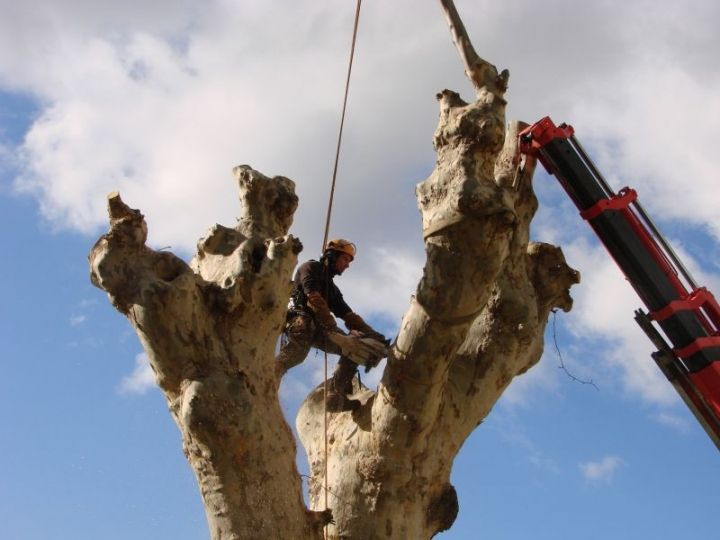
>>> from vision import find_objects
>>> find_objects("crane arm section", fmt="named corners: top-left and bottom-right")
top-left (520, 117), bottom-right (720, 450)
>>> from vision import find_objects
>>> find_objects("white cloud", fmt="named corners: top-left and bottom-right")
top-left (572, 65), bottom-right (720, 241)
top-left (7, 1), bottom-right (718, 249)
top-left (542, 227), bottom-right (720, 409)
top-left (69, 314), bottom-right (86, 326)
top-left (339, 246), bottom-right (424, 328)
top-left (652, 412), bottom-right (692, 434)
top-left (3, 0), bottom-right (720, 410)
top-left (118, 352), bottom-right (156, 395)
top-left (558, 237), bottom-right (677, 405)
top-left (580, 455), bottom-right (624, 484)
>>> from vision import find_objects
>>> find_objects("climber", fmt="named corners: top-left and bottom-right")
top-left (276, 238), bottom-right (388, 412)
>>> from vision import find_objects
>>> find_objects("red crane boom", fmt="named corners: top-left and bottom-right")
top-left (520, 117), bottom-right (720, 451)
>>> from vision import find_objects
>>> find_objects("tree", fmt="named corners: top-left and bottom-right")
top-left (89, 2), bottom-right (579, 538)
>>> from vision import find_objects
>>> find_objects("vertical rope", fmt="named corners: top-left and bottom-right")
top-left (321, 0), bottom-right (363, 253)
top-left (320, 2), bottom-right (362, 537)
top-left (323, 347), bottom-right (329, 540)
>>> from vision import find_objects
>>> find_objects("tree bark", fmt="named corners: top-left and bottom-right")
top-left (298, 95), bottom-right (579, 539)
top-left (438, 0), bottom-right (509, 96)
top-left (89, 2), bottom-right (579, 538)
top-left (90, 167), bottom-right (330, 539)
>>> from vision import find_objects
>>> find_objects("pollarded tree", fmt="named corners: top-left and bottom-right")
top-left (89, 2), bottom-right (579, 538)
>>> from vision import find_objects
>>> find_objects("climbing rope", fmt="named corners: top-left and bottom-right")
top-left (321, 0), bottom-right (363, 253)
top-left (320, 1), bottom-right (363, 535)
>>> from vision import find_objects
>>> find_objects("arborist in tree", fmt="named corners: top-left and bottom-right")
top-left (276, 238), bottom-right (389, 412)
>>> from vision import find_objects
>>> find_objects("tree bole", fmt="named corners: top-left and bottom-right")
top-left (88, 2), bottom-right (580, 537)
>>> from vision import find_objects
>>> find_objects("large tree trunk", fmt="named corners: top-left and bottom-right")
top-left (298, 4), bottom-right (578, 537)
top-left (89, 2), bottom-right (579, 538)
top-left (90, 167), bottom-right (331, 539)
top-left (298, 93), bottom-right (578, 540)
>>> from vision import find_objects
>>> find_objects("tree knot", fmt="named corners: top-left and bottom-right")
top-left (426, 483), bottom-right (459, 536)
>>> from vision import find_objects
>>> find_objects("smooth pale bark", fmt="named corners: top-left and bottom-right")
top-left (298, 97), bottom-right (579, 540)
top-left (89, 2), bottom-right (579, 538)
top-left (297, 3), bottom-right (578, 538)
top-left (90, 167), bottom-right (330, 539)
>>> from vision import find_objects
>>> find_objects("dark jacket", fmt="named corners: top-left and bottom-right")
top-left (291, 259), bottom-right (351, 318)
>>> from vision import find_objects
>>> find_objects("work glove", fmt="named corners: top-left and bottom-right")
top-left (344, 312), bottom-right (387, 343)
top-left (327, 331), bottom-right (389, 368)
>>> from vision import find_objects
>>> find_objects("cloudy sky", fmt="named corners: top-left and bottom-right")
top-left (2, 1), bottom-right (719, 538)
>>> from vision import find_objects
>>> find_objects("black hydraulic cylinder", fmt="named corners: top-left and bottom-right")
top-left (537, 136), bottom-right (719, 374)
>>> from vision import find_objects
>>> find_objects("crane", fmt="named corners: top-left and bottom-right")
top-left (519, 117), bottom-right (720, 451)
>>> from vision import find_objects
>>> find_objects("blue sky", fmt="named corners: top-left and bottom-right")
top-left (2, 1), bottom-right (719, 539)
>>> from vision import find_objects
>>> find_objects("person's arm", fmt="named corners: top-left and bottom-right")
top-left (299, 262), bottom-right (338, 331)
top-left (306, 292), bottom-right (338, 331)
top-left (328, 285), bottom-right (386, 340)
top-left (342, 311), bottom-right (386, 342)
top-left (329, 287), bottom-right (352, 321)
top-left (343, 312), bottom-right (372, 334)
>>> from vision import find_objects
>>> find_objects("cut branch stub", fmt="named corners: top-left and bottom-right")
top-left (233, 164), bottom-right (298, 239)
top-left (107, 190), bottom-right (148, 243)
top-left (89, 192), bottom-right (188, 315)
top-left (191, 167), bottom-right (302, 315)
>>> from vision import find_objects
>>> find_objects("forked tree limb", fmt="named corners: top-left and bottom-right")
top-left (90, 3), bottom-right (579, 538)
top-left (90, 169), bottom-right (328, 539)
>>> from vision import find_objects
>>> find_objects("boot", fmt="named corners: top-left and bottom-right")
top-left (326, 356), bottom-right (360, 412)
top-left (325, 392), bottom-right (360, 413)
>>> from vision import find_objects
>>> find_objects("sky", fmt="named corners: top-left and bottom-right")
top-left (1, 1), bottom-right (719, 539)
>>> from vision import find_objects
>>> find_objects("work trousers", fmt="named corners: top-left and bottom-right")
top-left (276, 314), bottom-right (357, 395)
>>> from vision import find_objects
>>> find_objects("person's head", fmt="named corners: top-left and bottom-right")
top-left (323, 238), bottom-right (356, 275)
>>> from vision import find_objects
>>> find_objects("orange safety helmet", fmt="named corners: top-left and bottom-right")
top-left (325, 238), bottom-right (356, 260)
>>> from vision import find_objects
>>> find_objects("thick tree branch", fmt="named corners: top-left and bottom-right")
top-left (90, 168), bottom-right (321, 540)
top-left (430, 123), bottom-right (579, 448)
top-left (297, 93), bottom-right (576, 539)
top-left (438, 0), bottom-right (509, 96)
top-left (375, 88), bottom-right (512, 443)
top-left (91, 4), bottom-right (582, 538)
top-left (434, 242), bottom-right (580, 451)
top-left (299, 71), bottom-right (577, 540)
